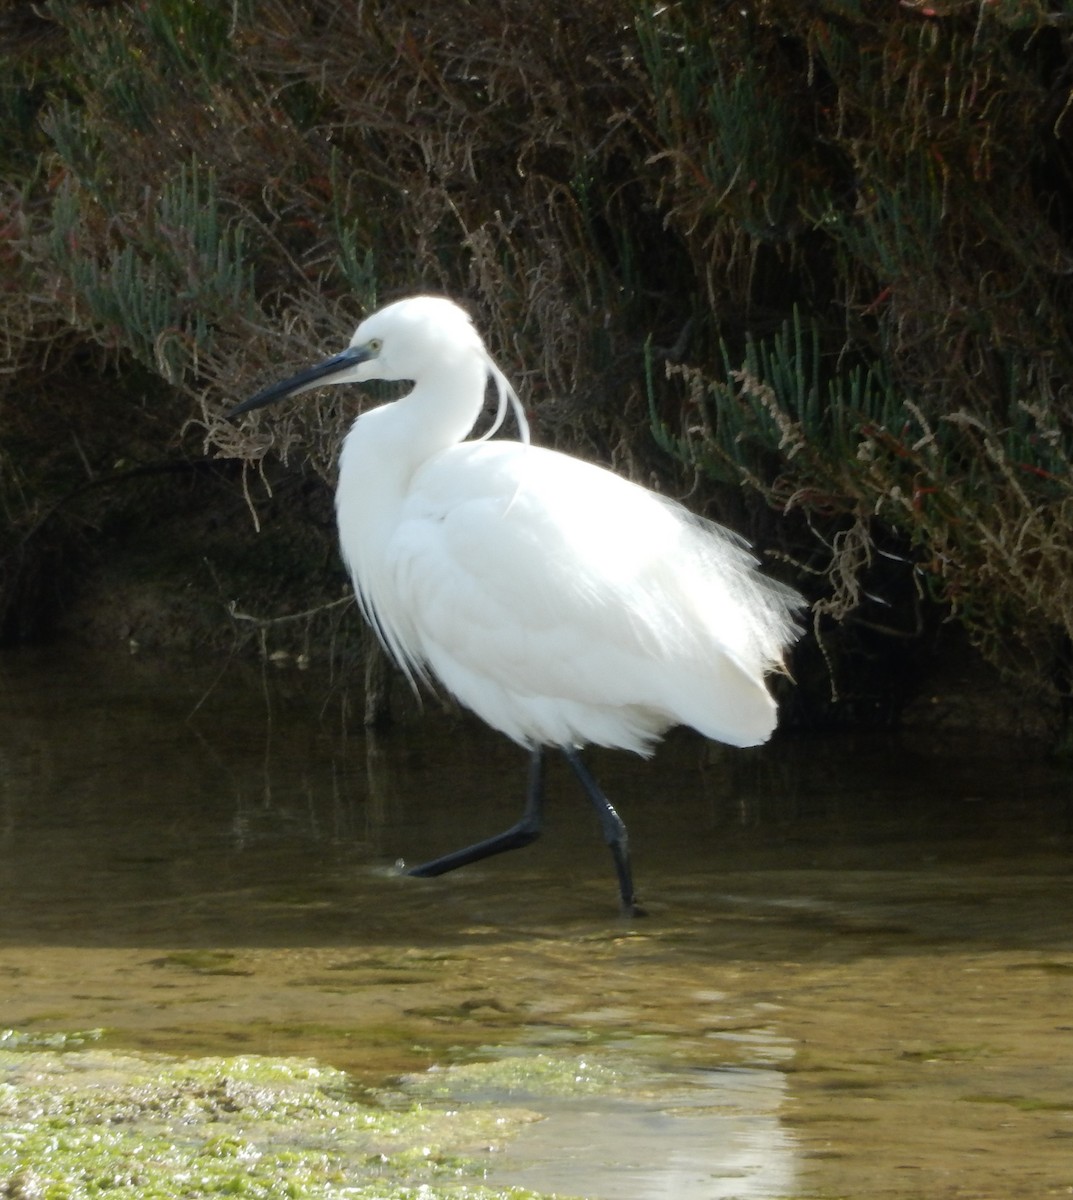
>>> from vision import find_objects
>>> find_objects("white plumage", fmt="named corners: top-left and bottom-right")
top-left (230, 295), bottom-right (804, 912)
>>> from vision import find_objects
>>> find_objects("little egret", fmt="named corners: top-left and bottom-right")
top-left (228, 296), bottom-right (804, 914)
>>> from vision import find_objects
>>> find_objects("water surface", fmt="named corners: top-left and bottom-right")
top-left (1, 648), bottom-right (1071, 1197)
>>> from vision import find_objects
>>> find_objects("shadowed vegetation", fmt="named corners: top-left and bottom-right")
top-left (2, 0), bottom-right (1072, 736)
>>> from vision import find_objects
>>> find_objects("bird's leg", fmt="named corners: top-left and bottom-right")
top-left (561, 748), bottom-right (643, 917)
top-left (407, 747), bottom-right (544, 877)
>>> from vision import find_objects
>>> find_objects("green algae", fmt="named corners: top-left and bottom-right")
top-left (0, 1028), bottom-right (105, 1051)
top-left (0, 1041), bottom-right (567, 1200)
top-left (149, 951), bottom-right (255, 976)
top-left (401, 1048), bottom-right (656, 1102)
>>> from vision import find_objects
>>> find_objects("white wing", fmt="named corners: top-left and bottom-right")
top-left (384, 441), bottom-right (801, 754)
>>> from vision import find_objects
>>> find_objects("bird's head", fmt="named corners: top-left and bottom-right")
top-left (227, 294), bottom-right (527, 443)
top-left (347, 296), bottom-right (484, 383)
top-left (226, 295), bottom-right (482, 418)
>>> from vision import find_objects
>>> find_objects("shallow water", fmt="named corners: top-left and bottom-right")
top-left (1, 647), bottom-right (1072, 1198)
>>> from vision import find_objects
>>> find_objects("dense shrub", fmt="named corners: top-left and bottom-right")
top-left (2, 0), bottom-right (1072, 727)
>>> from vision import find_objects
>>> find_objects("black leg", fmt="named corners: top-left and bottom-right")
top-left (562, 748), bottom-right (643, 917)
top-left (408, 747), bottom-right (545, 877)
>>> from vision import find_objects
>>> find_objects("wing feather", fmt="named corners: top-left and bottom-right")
top-left (384, 441), bottom-right (801, 751)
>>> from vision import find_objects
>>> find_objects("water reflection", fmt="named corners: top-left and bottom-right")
top-left (474, 1052), bottom-right (796, 1200)
top-left (1, 647), bottom-right (1071, 1199)
top-left (2, 646), bottom-right (1067, 933)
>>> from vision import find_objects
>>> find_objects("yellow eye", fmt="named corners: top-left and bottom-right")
top-left (367, 338), bottom-right (382, 353)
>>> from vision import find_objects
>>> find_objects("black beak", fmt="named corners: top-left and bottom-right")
top-left (226, 345), bottom-right (373, 420)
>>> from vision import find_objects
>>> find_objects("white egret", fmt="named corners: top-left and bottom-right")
top-left (228, 295), bottom-right (804, 914)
